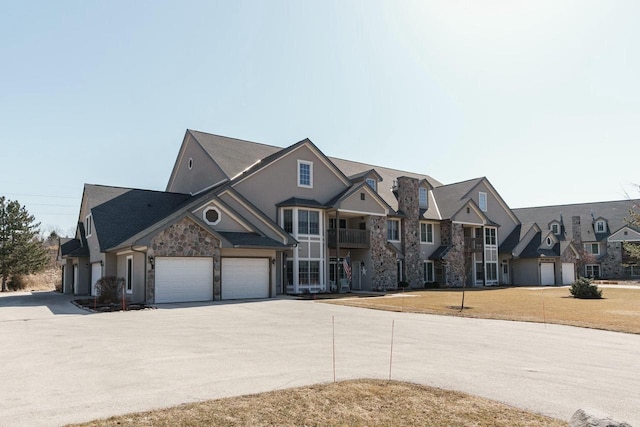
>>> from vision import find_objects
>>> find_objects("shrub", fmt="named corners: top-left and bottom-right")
top-left (8, 275), bottom-right (27, 291)
top-left (424, 281), bottom-right (439, 289)
top-left (397, 280), bottom-right (410, 288)
top-left (570, 277), bottom-right (602, 299)
top-left (95, 276), bottom-right (125, 304)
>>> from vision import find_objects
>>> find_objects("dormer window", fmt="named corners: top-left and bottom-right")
top-left (366, 178), bottom-right (377, 191)
top-left (419, 187), bottom-right (428, 208)
top-left (551, 223), bottom-right (559, 234)
top-left (546, 237), bottom-right (552, 246)
top-left (298, 160), bottom-right (313, 188)
top-left (596, 220), bottom-right (606, 233)
top-left (479, 192), bottom-right (487, 212)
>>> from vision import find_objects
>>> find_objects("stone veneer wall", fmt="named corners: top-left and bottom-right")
top-left (440, 220), bottom-right (452, 246)
top-left (445, 223), bottom-right (466, 287)
top-left (396, 176), bottom-right (422, 288)
top-left (601, 242), bottom-right (623, 278)
top-left (146, 217), bottom-right (221, 302)
top-left (369, 215), bottom-right (397, 290)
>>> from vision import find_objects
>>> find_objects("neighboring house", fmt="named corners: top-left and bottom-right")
top-left (513, 200), bottom-right (640, 281)
top-left (58, 129), bottom-right (640, 303)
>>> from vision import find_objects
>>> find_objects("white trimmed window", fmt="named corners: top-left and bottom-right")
top-left (585, 243), bottom-right (600, 255)
top-left (126, 255), bottom-right (133, 294)
top-left (585, 264), bottom-right (600, 278)
top-left (479, 192), bottom-right (487, 212)
top-left (551, 223), bottom-right (559, 234)
top-left (203, 207), bottom-right (221, 225)
top-left (420, 222), bottom-right (434, 244)
top-left (423, 261), bottom-right (434, 283)
top-left (596, 220), bottom-right (606, 233)
top-left (366, 178), bottom-right (377, 191)
top-left (298, 160), bottom-right (313, 188)
top-left (298, 209), bottom-right (320, 235)
top-left (387, 219), bottom-right (400, 241)
top-left (419, 187), bottom-right (428, 208)
top-left (85, 214), bottom-right (92, 237)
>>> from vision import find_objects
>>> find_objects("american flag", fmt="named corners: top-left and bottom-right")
top-left (343, 252), bottom-right (352, 282)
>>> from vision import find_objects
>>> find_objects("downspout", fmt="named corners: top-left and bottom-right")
top-left (482, 226), bottom-right (486, 287)
top-left (335, 210), bottom-right (341, 293)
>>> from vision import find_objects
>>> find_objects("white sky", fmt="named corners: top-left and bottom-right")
top-left (1, 1), bottom-right (639, 235)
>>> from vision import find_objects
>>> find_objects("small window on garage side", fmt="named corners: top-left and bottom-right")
top-left (204, 207), bottom-right (221, 225)
top-left (126, 255), bottom-right (133, 294)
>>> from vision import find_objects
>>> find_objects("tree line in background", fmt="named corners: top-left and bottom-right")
top-left (0, 196), bottom-right (50, 292)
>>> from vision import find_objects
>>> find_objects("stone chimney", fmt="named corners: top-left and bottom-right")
top-left (395, 176), bottom-right (421, 287)
top-left (572, 215), bottom-right (582, 244)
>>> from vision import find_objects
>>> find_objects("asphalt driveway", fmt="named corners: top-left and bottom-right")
top-left (1, 291), bottom-right (639, 426)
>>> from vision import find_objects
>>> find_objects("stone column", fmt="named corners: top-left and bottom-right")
top-left (396, 176), bottom-right (422, 288)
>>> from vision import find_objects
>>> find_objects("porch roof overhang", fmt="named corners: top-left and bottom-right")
top-left (429, 245), bottom-right (451, 260)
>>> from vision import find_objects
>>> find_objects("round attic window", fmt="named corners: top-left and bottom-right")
top-left (188, 158), bottom-right (193, 170)
top-left (204, 207), bottom-right (221, 225)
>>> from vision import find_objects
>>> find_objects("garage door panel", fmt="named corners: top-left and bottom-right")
top-left (222, 258), bottom-right (269, 300)
top-left (155, 257), bottom-right (213, 303)
top-left (540, 263), bottom-right (555, 286)
top-left (562, 263), bottom-right (575, 285)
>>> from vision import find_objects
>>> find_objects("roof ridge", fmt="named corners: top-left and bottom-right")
top-left (85, 183), bottom-right (189, 196)
top-left (513, 198), bottom-right (640, 210)
top-left (188, 129), bottom-right (285, 151)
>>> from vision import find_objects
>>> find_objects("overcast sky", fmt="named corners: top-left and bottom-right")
top-left (1, 1), bottom-right (639, 235)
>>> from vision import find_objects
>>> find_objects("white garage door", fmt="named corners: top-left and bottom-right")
top-left (221, 258), bottom-right (269, 300)
top-left (540, 263), bottom-right (555, 286)
top-left (562, 263), bottom-right (576, 285)
top-left (155, 257), bottom-right (213, 303)
top-left (91, 263), bottom-right (102, 296)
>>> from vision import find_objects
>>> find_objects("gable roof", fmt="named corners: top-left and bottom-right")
top-left (187, 129), bottom-right (443, 214)
top-left (513, 199), bottom-right (640, 242)
top-left (85, 184), bottom-right (192, 251)
top-left (431, 177), bottom-right (485, 219)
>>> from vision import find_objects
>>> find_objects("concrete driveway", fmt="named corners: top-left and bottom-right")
top-left (1, 291), bottom-right (639, 426)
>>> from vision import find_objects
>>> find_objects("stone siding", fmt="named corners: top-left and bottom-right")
top-left (396, 176), bottom-right (422, 288)
top-left (601, 242), bottom-right (623, 278)
top-left (445, 223), bottom-right (466, 287)
top-left (146, 217), bottom-right (221, 302)
top-left (369, 215), bottom-right (396, 290)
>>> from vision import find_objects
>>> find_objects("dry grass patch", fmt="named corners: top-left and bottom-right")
top-left (325, 287), bottom-right (640, 334)
top-left (68, 379), bottom-right (565, 427)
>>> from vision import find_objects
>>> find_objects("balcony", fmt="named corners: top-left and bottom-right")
top-left (464, 237), bottom-right (483, 253)
top-left (328, 228), bottom-right (370, 249)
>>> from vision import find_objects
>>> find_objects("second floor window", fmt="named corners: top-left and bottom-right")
top-left (585, 243), bottom-right (600, 255)
top-left (596, 220), bottom-right (605, 233)
top-left (387, 219), bottom-right (400, 241)
top-left (298, 160), bottom-right (313, 188)
top-left (419, 187), bottom-right (428, 207)
top-left (420, 223), bottom-right (433, 243)
top-left (298, 209), bottom-right (319, 235)
top-left (479, 192), bottom-right (487, 212)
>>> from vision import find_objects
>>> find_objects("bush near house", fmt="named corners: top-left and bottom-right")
top-left (570, 277), bottom-right (603, 299)
top-left (94, 276), bottom-right (125, 304)
top-left (397, 280), bottom-right (410, 288)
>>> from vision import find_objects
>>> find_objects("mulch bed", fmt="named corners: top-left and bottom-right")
top-left (73, 298), bottom-right (152, 312)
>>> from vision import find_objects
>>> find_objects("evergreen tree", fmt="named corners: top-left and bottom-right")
top-left (625, 198), bottom-right (640, 262)
top-left (0, 196), bottom-right (49, 292)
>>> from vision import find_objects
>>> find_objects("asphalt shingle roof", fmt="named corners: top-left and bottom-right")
top-left (431, 178), bottom-right (484, 219)
top-left (217, 232), bottom-right (288, 248)
top-left (86, 184), bottom-right (192, 250)
top-left (513, 200), bottom-right (640, 243)
top-left (189, 129), bottom-right (442, 213)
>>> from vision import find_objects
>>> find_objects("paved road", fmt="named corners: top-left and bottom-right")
top-left (1, 291), bottom-right (639, 426)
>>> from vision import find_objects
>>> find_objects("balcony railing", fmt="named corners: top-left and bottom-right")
top-left (328, 228), bottom-right (370, 249)
top-left (464, 237), bottom-right (483, 252)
